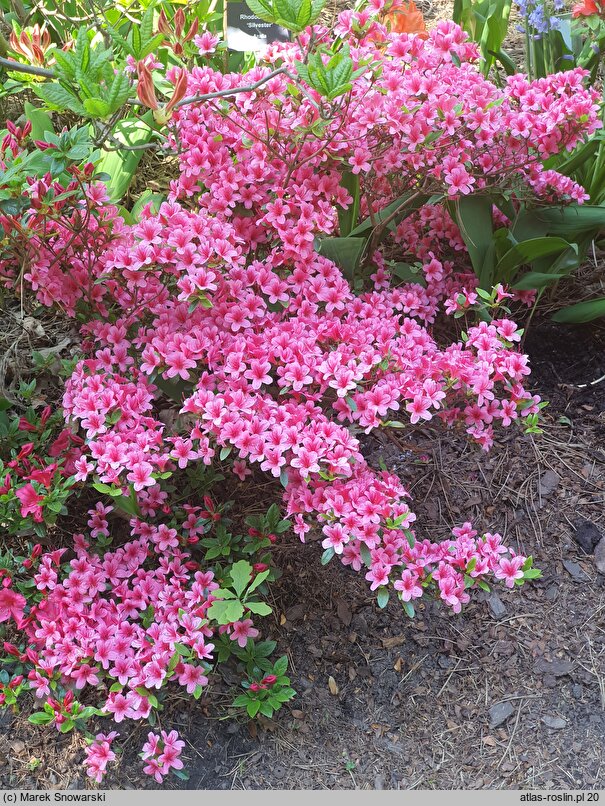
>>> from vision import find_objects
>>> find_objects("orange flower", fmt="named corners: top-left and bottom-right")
top-left (572, 0), bottom-right (605, 15)
top-left (9, 24), bottom-right (52, 66)
top-left (384, 0), bottom-right (428, 38)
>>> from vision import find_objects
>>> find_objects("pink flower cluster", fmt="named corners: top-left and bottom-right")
top-left (48, 18), bottom-right (576, 598)
top-left (85, 731), bottom-right (119, 783)
top-left (141, 730), bottom-right (185, 783)
top-left (25, 505), bottom-right (221, 725)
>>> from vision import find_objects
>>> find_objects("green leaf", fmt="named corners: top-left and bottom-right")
top-left (245, 0), bottom-right (278, 25)
top-left (28, 711), bottom-right (54, 724)
top-left (245, 601), bottom-right (272, 616)
top-left (359, 543), bottom-right (372, 566)
top-left (321, 547), bottom-right (335, 565)
top-left (512, 271), bottom-right (567, 291)
top-left (96, 114), bottom-right (155, 202)
top-left (107, 71), bottom-right (132, 115)
top-left (495, 237), bottom-right (574, 276)
top-left (220, 446), bottom-right (232, 461)
top-left (259, 701), bottom-right (274, 717)
top-left (247, 699), bottom-right (261, 718)
top-left (23, 102), bottom-right (55, 141)
top-left (488, 47), bottom-right (516, 75)
top-left (518, 205), bottom-right (605, 238)
top-left (246, 569), bottom-right (271, 596)
top-left (350, 191), bottom-right (431, 238)
top-left (447, 195), bottom-right (494, 287)
top-left (83, 97), bottom-right (111, 118)
top-left (338, 170), bottom-right (360, 238)
top-left (207, 599), bottom-right (245, 624)
top-left (33, 83), bottom-right (86, 116)
top-left (552, 297), bottom-right (605, 323)
top-left (402, 600), bottom-right (415, 618)
top-left (391, 262), bottom-right (426, 286)
top-left (316, 236), bottom-right (366, 280)
top-left (376, 588), bottom-right (389, 609)
top-left (230, 560), bottom-right (253, 598)
top-left (130, 190), bottom-right (165, 220)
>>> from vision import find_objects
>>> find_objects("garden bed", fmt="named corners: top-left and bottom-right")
top-left (1, 316), bottom-right (604, 790)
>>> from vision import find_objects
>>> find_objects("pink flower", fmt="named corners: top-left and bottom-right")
top-left (495, 556), bottom-right (525, 588)
top-left (0, 588), bottom-right (26, 626)
top-left (394, 569), bottom-right (423, 601)
top-left (230, 619), bottom-right (259, 648)
top-left (15, 483), bottom-right (44, 521)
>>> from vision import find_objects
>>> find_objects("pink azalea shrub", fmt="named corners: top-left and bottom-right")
top-left (0, 7), bottom-right (596, 781)
top-left (50, 17), bottom-right (597, 600)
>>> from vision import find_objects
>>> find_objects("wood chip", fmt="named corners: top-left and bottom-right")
top-left (328, 675), bottom-right (339, 695)
top-left (382, 635), bottom-right (406, 649)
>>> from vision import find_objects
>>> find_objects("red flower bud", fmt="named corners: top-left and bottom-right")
top-left (17, 442), bottom-right (35, 461)
top-left (3, 642), bottom-right (21, 657)
top-left (136, 61), bottom-right (159, 110)
top-left (252, 563), bottom-right (269, 573)
top-left (9, 675), bottom-right (24, 688)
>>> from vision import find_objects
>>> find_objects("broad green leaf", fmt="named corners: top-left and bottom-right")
top-left (83, 97), bottom-right (111, 118)
top-left (245, 601), bottom-right (272, 616)
top-left (245, 0), bottom-right (278, 24)
top-left (23, 101), bottom-right (54, 141)
top-left (495, 236), bottom-right (574, 275)
top-left (207, 598), bottom-right (245, 624)
top-left (33, 83), bottom-right (86, 116)
top-left (448, 195), bottom-right (494, 287)
top-left (230, 559), bottom-right (253, 597)
top-left (391, 262), bottom-right (426, 286)
top-left (519, 205), bottom-right (605, 237)
top-left (246, 569), bottom-right (271, 596)
top-left (107, 72), bottom-right (132, 115)
top-left (512, 271), bottom-right (567, 290)
top-left (316, 236), bottom-right (365, 280)
top-left (247, 699), bottom-right (261, 718)
top-left (130, 190), bottom-right (165, 219)
top-left (28, 712), bottom-right (55, 724)
top-left (377, 588), bottom-right (389, 608)
top-left (96, 115), bottom-right (155, 202)
top-left (338, 170), bottom-right (360, 237)
top-left (350, 191), bottom-right (430, 237)
top-left (552, 297), bottom-right (605, 323)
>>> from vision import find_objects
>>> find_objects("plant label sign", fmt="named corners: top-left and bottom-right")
top-left (226, 2), bottom-right (290, 51)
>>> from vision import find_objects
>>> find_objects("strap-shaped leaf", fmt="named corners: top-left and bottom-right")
top-left (316, 236), bottom-right (366, 280)
top-left (552, 297), bottom-right (605, 323)
top-left (337, 170), bottom-right (360, 237)
top-left (447, 195), bottom-right (494, 287)
top-left (496, 236), bottom-right (574, 276)
top-left (512, 271), bottom-right (567, 290)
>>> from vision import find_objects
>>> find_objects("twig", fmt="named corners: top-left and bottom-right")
top-left (0, 56), bottom-right (54, 78)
